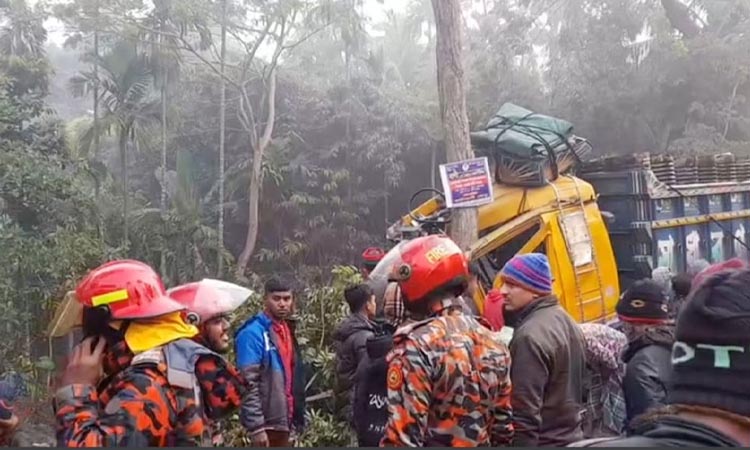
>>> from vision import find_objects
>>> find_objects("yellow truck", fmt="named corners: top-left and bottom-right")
top-left (371, 105), bottom-right (750, 323)
top-left (377, 150), bottom-right (750, 323)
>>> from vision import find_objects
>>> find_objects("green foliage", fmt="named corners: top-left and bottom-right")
top-left (221, 265), bottom-right (358, 446)
top-left (0, 27), bottom-right (107, 375)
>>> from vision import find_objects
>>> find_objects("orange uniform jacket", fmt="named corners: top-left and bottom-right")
top-left (55, 340), bottom-right (246, 447)
top-left (381, 309), bottom-right (514, 447)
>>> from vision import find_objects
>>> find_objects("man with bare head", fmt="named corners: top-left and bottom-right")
top-left (235, 278), bottom-right (306, 447)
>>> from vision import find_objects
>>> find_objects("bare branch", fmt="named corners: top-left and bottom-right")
top-left (110, 17), bottom-right (241, 89)
top-left (238, 19), bottom-right (273, 82)
top-left (237, 86), bottom-right (258, 144)
top-left (282, 22), bottom-right (330, 52)
top-left (723, 78), bottom-right (741, 139)
top-left (259, 68), bottom-right (277, 150)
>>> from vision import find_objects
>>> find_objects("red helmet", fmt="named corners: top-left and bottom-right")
top-left (49, 260), bottom-right (185, 338)
top-left (168, 279), bottom-right (253, 325)
top-left (362, 247), bottom-right (386, 264)
top-left (385, 235), bottom-right (469, 305)
top-left (75, 260), bottom-right (185, 320)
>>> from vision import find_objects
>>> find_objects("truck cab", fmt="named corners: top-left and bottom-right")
top-left (386, 175), bottom-right (620, 323)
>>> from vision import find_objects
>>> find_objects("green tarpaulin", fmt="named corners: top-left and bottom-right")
top-left (470, 103), bottom-right (574, 160)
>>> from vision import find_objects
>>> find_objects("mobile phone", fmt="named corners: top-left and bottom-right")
top-left (0, 401), bottom-right (12, 421)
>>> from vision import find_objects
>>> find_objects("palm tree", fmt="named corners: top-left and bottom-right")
top-left (140, 0), bottom-right (183, 273)
top-left (0, 0), bottom-right (47, 58)
top-left (138, 150), bottom-right (226, 283)
top-left (69, 41), bottom-right (159, 248)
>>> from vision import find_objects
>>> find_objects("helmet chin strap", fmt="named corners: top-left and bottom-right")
top-left (410, 295), bottom-right (462, 320)
top-left (429, 296), bottom-right (463, 315)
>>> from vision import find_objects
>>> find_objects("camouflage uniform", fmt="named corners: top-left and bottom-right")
top-left (55, 339), bottom-right (246, 447)
top-left (195, 355), bottom-right (247, 446)
top-left (381, 307), bottom-right (514, 447)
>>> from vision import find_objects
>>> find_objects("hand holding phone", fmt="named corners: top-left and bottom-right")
top-left (60, 337), bottom-right (106, 387)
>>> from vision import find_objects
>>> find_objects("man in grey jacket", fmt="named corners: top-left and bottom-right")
top-left (333, 283), bottom-right (376, 423)
top-left (499, 253), bottom-right (586, 447)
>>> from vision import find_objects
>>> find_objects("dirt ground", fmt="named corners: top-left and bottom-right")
top-left (6, 398), bottom-right (55, 447)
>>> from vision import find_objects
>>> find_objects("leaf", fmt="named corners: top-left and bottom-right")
top-left (34, 356), bottom-right (56, 371)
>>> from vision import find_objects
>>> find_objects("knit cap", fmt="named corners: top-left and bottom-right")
top-left (669, 266), bottom-right (750, 416)
top-left (616, 279), bottom-right (669, 324)
top-left (690, 258), bottom-right (747, 292)
top-left (500, 253), bottom-right (552, 295)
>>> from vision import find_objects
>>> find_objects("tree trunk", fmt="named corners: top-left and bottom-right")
top-left (236, 141), bottom-right (263, 277)
top-left (236, 70), bottom-right (277, 278)
top-left (661, 0), bottom-right (702, 38)
top-left (93, 0), bottom-right (104, 240)
top-left (159, 33), bottom-right (168, 276)
top-left (431, 0), bottom-right (477, 250)
top-left (217, 0), bottom-right (228, 276)
top-left (119, 130), bottom-right (129, 248)
top-left (92, 0), bottom-right (100, 161)
top-left (723, 78), bottom-right (741, 140)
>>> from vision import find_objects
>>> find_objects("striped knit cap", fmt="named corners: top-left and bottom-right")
top-left (500, 253), bottom-right (552, 295)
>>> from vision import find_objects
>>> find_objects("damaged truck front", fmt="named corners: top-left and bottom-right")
top-left (370, 103), bottom-right (750, 323)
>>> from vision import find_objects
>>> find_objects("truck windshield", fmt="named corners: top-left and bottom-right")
top-left (476, 223), bottom-right (544, 286)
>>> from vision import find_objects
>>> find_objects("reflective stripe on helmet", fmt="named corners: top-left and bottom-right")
top-left (91, 289), bottom-right (129, 307)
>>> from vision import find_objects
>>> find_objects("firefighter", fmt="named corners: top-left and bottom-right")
top-left (50, 260), bottom-right (220, 447)
top-left (168, 279), bottom-right (252, 445)
top-left (380, 235), bottom-right (514, 447)
top-left (361, 247), bottom-right (386, 278)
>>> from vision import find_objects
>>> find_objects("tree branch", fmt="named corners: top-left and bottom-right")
top-left (282, 22), bottom-right (330, 52)
top-left (723, 78), bottom-right (741, 140)
top-left (259, 68), bottom-right (277, 150)
top-left (237, 86), bottom-right (258, 143)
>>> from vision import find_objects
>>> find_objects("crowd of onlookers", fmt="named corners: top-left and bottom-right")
top-left (0, 242), bottom-right (747, 448)
top-left (334, 244), bottom-right (750, 447)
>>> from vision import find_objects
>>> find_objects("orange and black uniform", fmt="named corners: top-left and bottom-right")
top-left (194, 342), bottom-right (248, 445)
top-left (381, 304), bottom-right (514, 447)
top-left (55, 339), bottom-right (246, 447)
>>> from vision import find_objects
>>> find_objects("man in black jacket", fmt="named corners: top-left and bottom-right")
top-left (333, 283), bottom-right (376, 423)
top-left (500, 253), bottom-right (586, 447)
top-left (353, 320), bottom-right (394, 447)
top-left (571, 262), bottom-right (750, 447)
top-left (616, 279), bottom-right (674, 426)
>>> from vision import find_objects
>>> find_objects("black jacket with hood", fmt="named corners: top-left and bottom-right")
top-left (333, 313), bottom-right (374, 417)
top-left (353, 325), bottom-right (394, 447)
top-left (621, 326), bottom-right (674, 425)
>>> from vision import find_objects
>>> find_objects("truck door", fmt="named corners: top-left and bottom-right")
top-left (470, 215), bottom-right (550, 311)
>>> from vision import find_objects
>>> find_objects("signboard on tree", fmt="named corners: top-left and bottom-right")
top-left (439, 157), bottom-right (494, 208)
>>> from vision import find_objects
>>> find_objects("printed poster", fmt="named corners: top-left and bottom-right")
top-left (439, 157), bottom-right (493, 208)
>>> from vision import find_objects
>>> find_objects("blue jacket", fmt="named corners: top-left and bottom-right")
top-left (235, 312), bottom-right (306, 434)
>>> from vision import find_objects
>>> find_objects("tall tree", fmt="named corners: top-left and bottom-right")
top-left (431, 0), bottom-right (476, 250)
top-left (140, 0), bottom-right (182, 275)
top-left (217, 0), bottom-right (228, 276)
top-left (0, 0), bottom-right (47, 58)
top-left (70, 41), bottom-right (158, 248)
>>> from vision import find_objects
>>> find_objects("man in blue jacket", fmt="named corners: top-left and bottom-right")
top-left (235, 278), bottom-right (306, 447)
